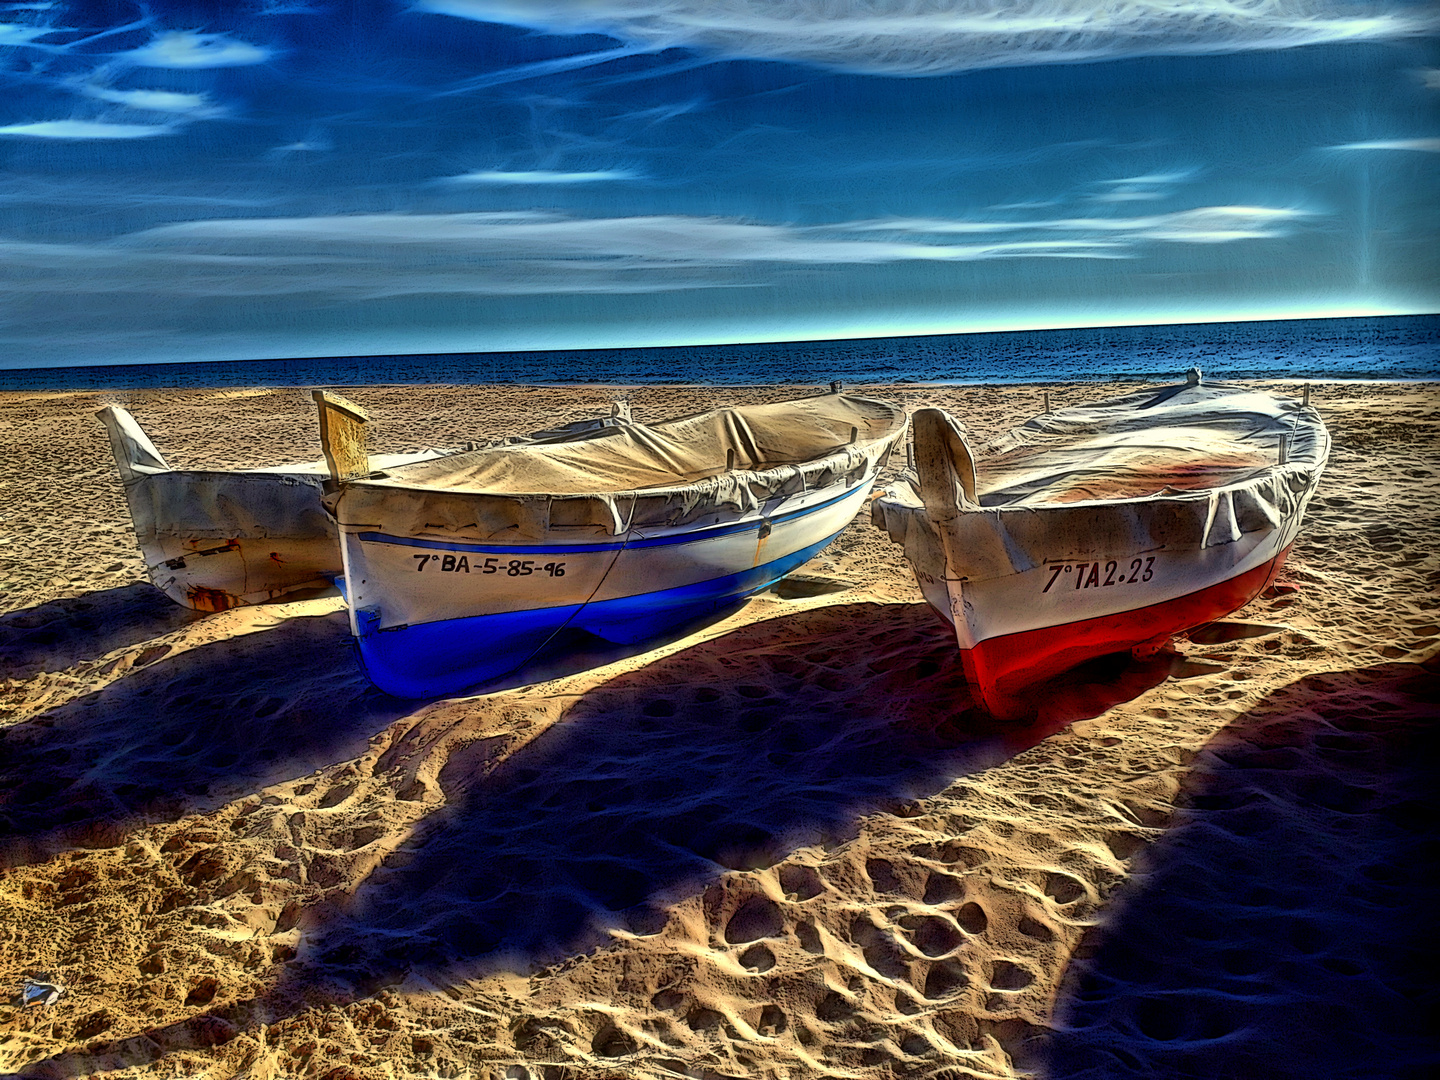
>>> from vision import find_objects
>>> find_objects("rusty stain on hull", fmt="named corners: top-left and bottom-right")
top-left (183, 539), bottom-right (241, 557)
top-left (186, 585), bottom-right (242, 613)
top-left (753, 518), bottom-right (773, 567)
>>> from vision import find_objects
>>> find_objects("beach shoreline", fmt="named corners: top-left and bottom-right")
top-left (1, 380), bottom-right (1436, 1079)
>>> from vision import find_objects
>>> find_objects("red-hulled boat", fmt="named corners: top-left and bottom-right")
top-left (872, 372), bottom-right (1329, 717)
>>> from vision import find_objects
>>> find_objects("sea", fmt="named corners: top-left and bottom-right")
top-left (1, 315), bottom-right (1435, 391)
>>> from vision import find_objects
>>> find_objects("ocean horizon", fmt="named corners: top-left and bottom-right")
top-left (2, 314), bottom-right (1435, 392)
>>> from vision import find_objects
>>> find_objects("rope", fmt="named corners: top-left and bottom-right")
top-left (505, 493), bottom-right (641, 678)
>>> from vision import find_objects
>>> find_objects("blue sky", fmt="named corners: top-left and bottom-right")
top-left (1, 1), bottom-right (1437, 367)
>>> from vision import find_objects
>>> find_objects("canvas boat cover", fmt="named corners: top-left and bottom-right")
top-left (331, 394), bottom-right (908, 541)
top-left (97, 405), bottom-right (449, 544)
top-left (873, 378), bottom-right (1329, 585)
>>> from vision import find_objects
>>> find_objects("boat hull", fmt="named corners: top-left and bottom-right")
top-left (342, 479), bottom-right (873, 698)
top-left (945, 542), bottom-right (1291, 717)
top-left (876, 383), bottom-right (1329, 717)
top-left (145, 529), bottom-right (341, 613)
top-left (121, 470), bottom-right (341, 612)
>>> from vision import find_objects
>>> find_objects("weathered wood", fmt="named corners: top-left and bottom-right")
top-left (312, 390), bottom-right (370, 483)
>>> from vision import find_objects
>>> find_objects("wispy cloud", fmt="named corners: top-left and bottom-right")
top-left (1085, 169), bottom-right (1198, 202)
top-left (119, 31), bottom-right (270, 69)
top-left (0, 203), bottom-right (1312, 305)
top-left (0, 119), bottom-right (175, 139)
top-left (77, 85), bottom-right (224, 116)
top-left (443, 168), bottom-right (642, 184)
top-left (842, 206), bottom-right (1307, 244)
top-left (420, 1), bottom-right (1440, 75)
top-left (0, 20), bottom-right (55, 46)
top-left (1328, 137), bottom-right (1440, 152)
top-left (125, 211), bottom-right (1135, 265)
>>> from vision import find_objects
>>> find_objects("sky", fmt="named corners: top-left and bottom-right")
top-left (0, 1), bottom-right (1437, 368)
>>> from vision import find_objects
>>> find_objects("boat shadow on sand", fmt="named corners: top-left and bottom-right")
top-left (1037, 659), bottom-right (1437, 1080)
top-left (0, 583), bottom-right (199, 683)
top-left (0, 605), bottom-right (414, 867)
top-left (13, 599), bottom-right (1205, 1078)
top-left (293, 602), bottom-right (1188, 987)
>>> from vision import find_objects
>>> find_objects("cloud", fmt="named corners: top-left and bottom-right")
top-left (120, 31), bottom-right (270, 69)
top-left (443, 169), bottom-right (641, 184)
top-left (1328, 137), bottom-right (1440, 152)
top-left (125, 211), bottom-right (1137, 266)
top-left (0, 21), bottom-right (54, 45)
top-left (1087, 169), bottom-right (1198, 202)
top-left (419, 0), bottom-right (1440, 75)
top-left (0, 119), bottom-right (175, 138)
top-left (844, 206), bottom-right (1308, 244)
top-left (0, 203), bottom-right (1311, 307)
top-left (77, 86), bottom-right (224, 116)
top-left (1096, 172), bottom-right (1196, 187)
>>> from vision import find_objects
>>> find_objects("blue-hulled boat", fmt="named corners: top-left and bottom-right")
top-left (318, 389), bottom-right (907, 697)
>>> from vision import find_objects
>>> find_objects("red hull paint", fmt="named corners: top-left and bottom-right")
top-left (962, 544), bottom-right (1291, 716)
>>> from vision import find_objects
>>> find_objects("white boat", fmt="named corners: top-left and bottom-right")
top-left (872, 372), bottom-right (1329, 717)
top-left (319, 388), bottom-right (908, 698)
top-left (97, 401), bottom-right (453, 612)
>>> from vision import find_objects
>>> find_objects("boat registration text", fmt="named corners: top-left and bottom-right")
top-left (1043, 557), bottom-right (1155, 593)
top-left (413, 554), bottom-right (567, 577)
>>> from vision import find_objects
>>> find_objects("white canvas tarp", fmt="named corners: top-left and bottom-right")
top-left (873, 379), bottom-right (1329, 585)
top-left (331, 394), bottom-right (908, 541)
top-left (98, 405), bottom-right (448, 545)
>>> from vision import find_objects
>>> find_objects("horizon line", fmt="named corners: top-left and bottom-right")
top-left (1, 307), bottom-right (1434, 373)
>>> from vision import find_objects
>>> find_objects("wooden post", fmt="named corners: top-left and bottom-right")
top-left (1303, 385), bottom-right (1311, 408)
top-left (849, 425), bottom-right (858, 444)
top-left (1043, 392), bottom-right (1050, 413)
top-left (726, 447), bottom-right (735, 471)
top-left (1278, 434), bottom-right (1288, 466)
top-left (906, 438), bottom-right (915, 471)
top-left (312, 390), bottom-right (370, 483)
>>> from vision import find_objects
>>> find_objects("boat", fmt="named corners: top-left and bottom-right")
top-left (97, 400), bottom-right (455, 612)
top-left (317, 387), bottom-right (908, 698)
top-left (871, 371), bottom-right (1329, 717)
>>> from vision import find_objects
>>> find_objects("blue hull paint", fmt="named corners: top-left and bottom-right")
top-left (355, 531), bottom-right (841, 698)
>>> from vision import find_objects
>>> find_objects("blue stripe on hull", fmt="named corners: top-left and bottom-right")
top-left (355, 531), bottom-right (842, 698)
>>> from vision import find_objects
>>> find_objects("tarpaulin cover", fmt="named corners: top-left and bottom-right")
top-left (96, 405), bottom-right (448, 544)
top-left (873, 379), bottom-right (1329, 585)
top-left (332, 394), bottom-right (907, 540)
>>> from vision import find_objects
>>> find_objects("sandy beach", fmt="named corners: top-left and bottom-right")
top-left (1, 380), bottom-right (1435, 1080)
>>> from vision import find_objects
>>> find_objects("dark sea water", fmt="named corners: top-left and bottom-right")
top-left (2, 315), bottom-right (1435, 391)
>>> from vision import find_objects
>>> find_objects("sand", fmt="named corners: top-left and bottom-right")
top-left (0, 381), bottom-right (1435, 1080)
